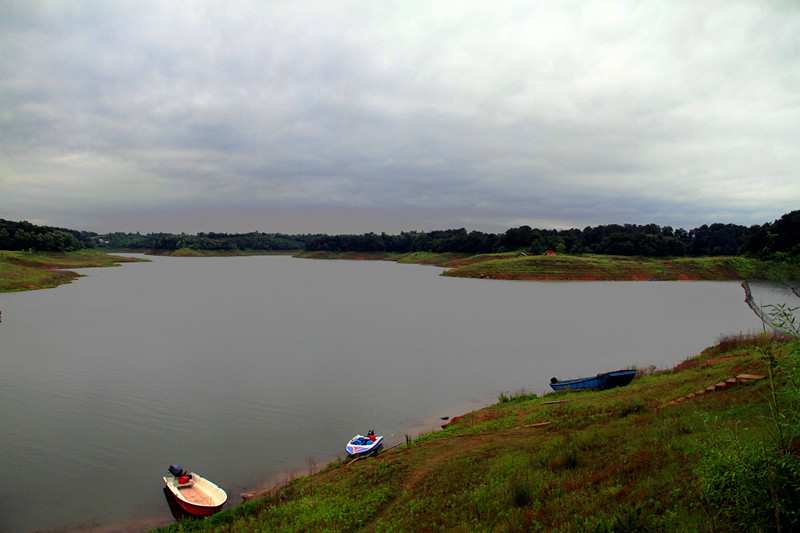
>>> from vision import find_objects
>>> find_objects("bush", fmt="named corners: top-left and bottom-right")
top-left (697, 303), bottom-right (800, 532)
top-left (700, 438), bottom-right (800, 532)
top-left (509, 481), bottom-right (533, 508)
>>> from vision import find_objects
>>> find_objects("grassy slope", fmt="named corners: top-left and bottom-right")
top-left (8, 250), bottom-right (790, 290)
top-left (153, 341), bottom-right (793, 533)
top-left (440, 254), bottom-right (798, 281)
top-left (293, 250), bottom-right (463, 264)
top-left (295, 251), bottom-right (798, 281)
top-left (0, 249), bottom-right (146, 291)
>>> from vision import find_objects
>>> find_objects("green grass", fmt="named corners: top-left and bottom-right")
top-left (440, 254), bottom-right (799, 281)
top-left (295, 251), bottom-right (798, 281)
top-left (150, 333), bottom-right (800, 532)
top-left (293, 250), bottom-right (467, 266)
top-left (0, 249), bottom-right (146, 291)
top-left (10, 250), bottom-right (788, 291)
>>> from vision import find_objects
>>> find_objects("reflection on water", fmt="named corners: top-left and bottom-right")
top-left (161, 487), bottom-right (214, 523)
top-left (162, 487), bottom-right (190, 522)
top-left (0, 255), bottom-right (786, 532)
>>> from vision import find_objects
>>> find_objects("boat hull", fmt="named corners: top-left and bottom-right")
top-left (163, 472), bottom-right (227, 516)
top-left (550, 369), bottom-right (637, 392)
top-left (346, 435), bottom-right (384, 457)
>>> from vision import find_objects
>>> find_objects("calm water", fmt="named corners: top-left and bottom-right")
top-left (0, 255), bottom-right (782, 532)
top-left (745, 280), bottom-right (800, 329)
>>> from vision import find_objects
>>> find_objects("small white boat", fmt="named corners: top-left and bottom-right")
top-left (163, 464), bottom-right (227, 516)
top-left (346, 430), bottom-right (384, 457)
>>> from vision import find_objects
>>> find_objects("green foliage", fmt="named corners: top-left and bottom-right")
top-left (560, 446), bottom-right (581, 470)
top-left (441, 254), bottom-right (795, 281)
top-left (0, 249), bottom-right (145, 291)
top-left (497, 389), bottom-right (539, 403)
top-left (573, 504), bottom-right (664, 533)
top-left (0, 219), bottom-right (87, 252)
top-left (509, 481), bottom-right (533, 508)
top-left (764, 303), bottom-right (800, 339)
top-left (5, 209), bottom-right (798, 260)
top-left (709, 330), bottom-right (786, 356)
top-left (98, 230), bottom-right (310, 252)
top-left (304, 219), bottom-right (773, 258)
top-left (741, 210), bottom-right (800, 261)
top-left (699, 435), bottom-right (800, 532)
top-left (695, 303), bottom-right (800, 532)
top-left (616, 400), bottom-right (647, 418)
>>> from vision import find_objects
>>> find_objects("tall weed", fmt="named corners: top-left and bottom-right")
top-left (697, 303), bottom-right (800, 532)
top-left (573, 504), bottom-right (663, 533)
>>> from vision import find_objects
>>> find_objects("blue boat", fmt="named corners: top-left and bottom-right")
top-left (549, 369), bottom-right (637, 392)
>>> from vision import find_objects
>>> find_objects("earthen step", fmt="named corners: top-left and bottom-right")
top-left (660, 371), bottom-right (767, 409)
top-left (736, 374), bottom-right (766, 383)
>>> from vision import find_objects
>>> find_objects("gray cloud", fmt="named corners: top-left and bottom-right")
top-left (1, 0), bottom-right (798, 234)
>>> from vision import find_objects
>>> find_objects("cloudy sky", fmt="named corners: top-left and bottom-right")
top-left (1, 1), bottom-right (798, 235)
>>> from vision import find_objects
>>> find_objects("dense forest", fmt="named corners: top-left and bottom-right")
top-left (1, 210), bottom-right (798, 260)
top-left (303, 223), bottom-right (746, 257)
top-left (739, 210), bottom-right (800, 261)
top-left (0, 219), bottom-right (93, 252)
top-left (96, 231), bottom-right (312, 252)
top-left (305, 212), bottom-right (800, 260)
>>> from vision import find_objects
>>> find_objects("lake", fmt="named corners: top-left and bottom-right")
top-left (0, 255), bottom-right (788, 532)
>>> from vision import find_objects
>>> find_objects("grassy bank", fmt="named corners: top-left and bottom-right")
top-left (152, 327), bottom-right (800, 532)
top-left (0, 249), bottom-right (146, 291)
top-left (294, 250), bottom-right (468, 266)
top-left (441, 254), bottom-right (799, 281)
top-left (7, 249), bottom-right (791, 291)
top-left (296, 251), bottom-right (798, 281)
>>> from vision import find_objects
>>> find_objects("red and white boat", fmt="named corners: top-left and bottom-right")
top-left (163, 464), bottom-right (228, 516)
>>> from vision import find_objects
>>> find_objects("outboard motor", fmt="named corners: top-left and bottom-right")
top-left (169, 463), bottom-right (186, 477)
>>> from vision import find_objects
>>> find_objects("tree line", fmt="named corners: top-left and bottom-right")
top-left (304, 221), bottom-right (770, 258)
top-left (0, 219), bottom-right (91, 252)
top-left (96, 231), bottom-right (312, 252)
top-left (305, 212), bottom-right (799, 260)
top-left (738, 210), bottom-right (800, 261)
top-left (1, 210), bottom-right (798, 260)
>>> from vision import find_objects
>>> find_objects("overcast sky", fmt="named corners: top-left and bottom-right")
top-left (1, 1), bottom-right (798, 235)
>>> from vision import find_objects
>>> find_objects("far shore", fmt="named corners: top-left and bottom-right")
top-left (2, 248), bottom-right (797, 293)
top-left (294, 249), bottom-right (799, 282)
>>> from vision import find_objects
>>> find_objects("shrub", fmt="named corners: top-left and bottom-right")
top-left (697, 303), bottom-right (800, 532)
top-left (573, 504), bottom-right (662, 533)
top-left (509, 481), bottom-right (533, 508)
